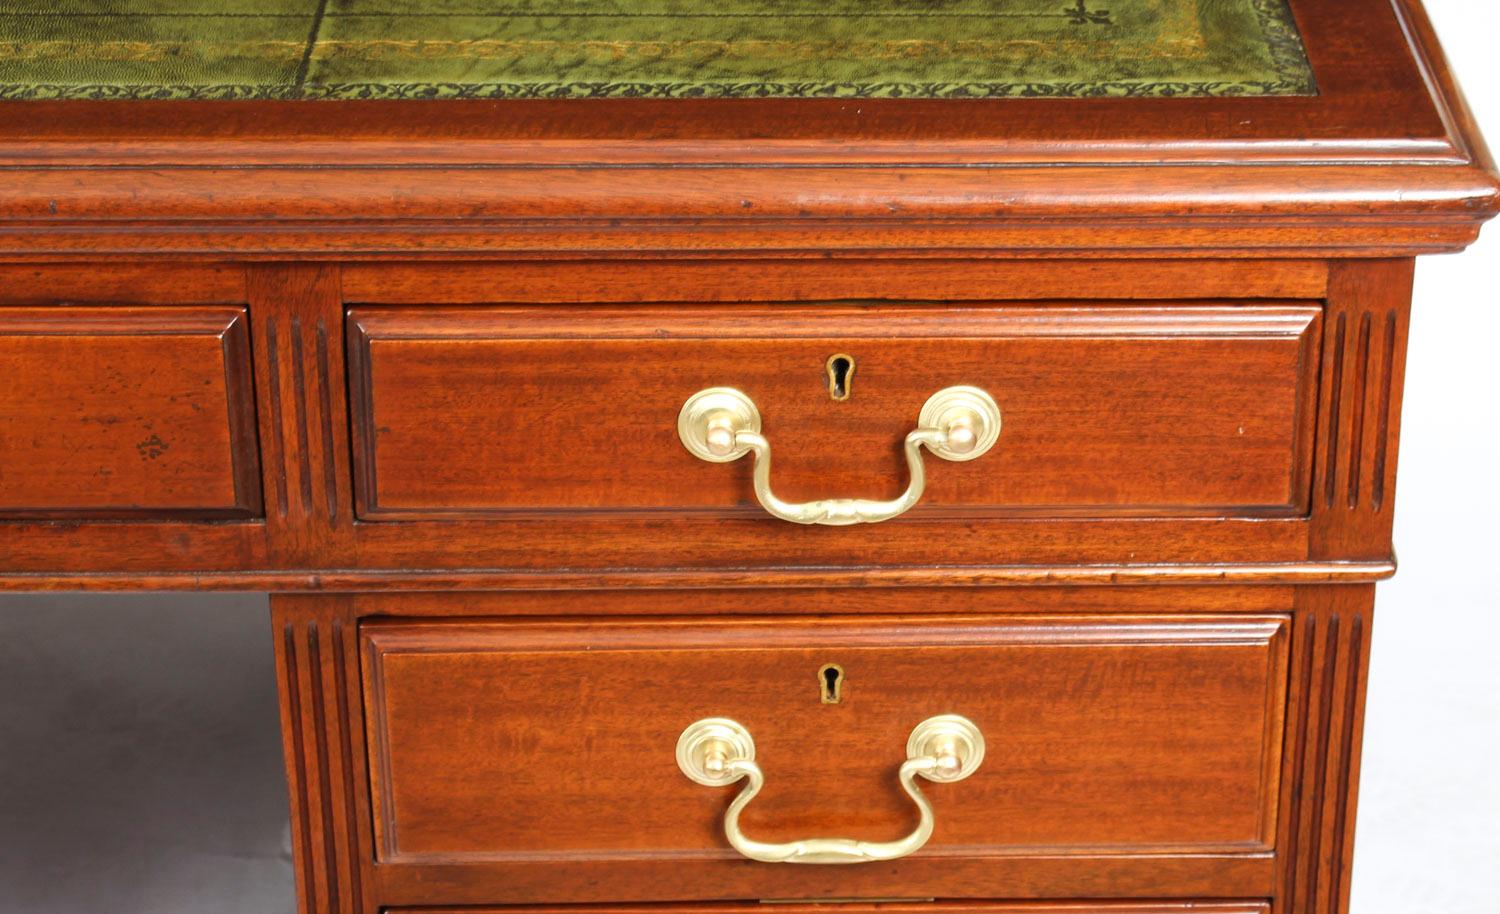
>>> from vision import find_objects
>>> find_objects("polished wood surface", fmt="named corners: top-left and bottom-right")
top-left (348, 584), bottom-right (1302, 621)
top-left (340, 259), bottom-right (1333, 305)
top-left (0, 260), bottom-right (1423, 586)
top-left (374, 855), bottom-right (1276, 909)
top-left (1310, 261), bottom-right (1415, 560)
top-left (0, 306), bottom-right (259, 518)
top-left (248, 265), bottom-right (357, 569)
top-left (0, 2), bottom-right (1494, 913)
top-left (1275, 586), bottom-right (1376, 914)
top-left (348, 305), bottom-right (1318, 520)
top-left (0, 0), bottom-right (1492, 260)
top-left (272, 590), bottom-right (1304, 907)
top-left (364, 613), bottom-right (1288, 865)
top-left (277, 590), bottom-right (1300, 912)
top-left (0, 563), bottom-right (1396, 594)
top-left (0, 163), bottom-right (1491, 260)
top-left (0, 254), bottom-right (1413, 589)
top-left (0, 263), bottom-right (244, 305)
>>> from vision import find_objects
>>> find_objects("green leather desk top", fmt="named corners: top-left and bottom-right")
top-left (0, 0), bottom-right (1315, 100)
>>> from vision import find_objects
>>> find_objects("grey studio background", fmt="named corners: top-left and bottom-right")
top-left (2, 2), bottom-right (1498, 912)
top-left (0, 594), bottom-right (293, 912)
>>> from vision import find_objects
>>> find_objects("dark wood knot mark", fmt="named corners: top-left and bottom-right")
top-left (135, 433), bottom-right (169, 460)
top-left (1065, 0), bottom-right (1112, 25)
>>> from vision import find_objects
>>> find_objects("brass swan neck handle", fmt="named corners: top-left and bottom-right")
top-left (677, 386), bottom-right (1001, 526)
top-left (676, 715), bottom-right (986, 864)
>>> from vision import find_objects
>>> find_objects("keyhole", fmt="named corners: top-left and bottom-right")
top-left (826, 354), bottom-right (855, 401)
top-left (819, 663), bottom-right (845, 704)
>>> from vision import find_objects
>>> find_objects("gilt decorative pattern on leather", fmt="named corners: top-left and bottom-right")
top-left (0, 0), bottom-right (1316, 99)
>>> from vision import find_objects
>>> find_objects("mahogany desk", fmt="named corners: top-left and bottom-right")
top-left (0, 1), bottom-right (1495, 912)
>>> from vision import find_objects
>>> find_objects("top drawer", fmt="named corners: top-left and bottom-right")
top-left (347, 304), bottom-right (1319, 522)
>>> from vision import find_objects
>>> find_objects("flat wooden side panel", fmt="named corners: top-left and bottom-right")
top-left (249, 265), bottom-right (355, 565)
top-left (361, 612), bottom-right (1288, 904)
top-left (1310, 260), bottom-right (1413, 560)
top-left (1276, 586), bottom-right (1375, 914)
top-left (273, 595), bottom-right (375, 914)
top-left (348, 305), bottom-right (1319, 519)
top-left (0, 306), bottom-right (260, 518)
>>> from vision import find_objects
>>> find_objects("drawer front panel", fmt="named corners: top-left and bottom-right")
top-left (347, 304), bottom-right (1319, 520)
top-left (0, 307), bottom-right (260, 518)
top-left (363, 614), bottom-right (1288, 878)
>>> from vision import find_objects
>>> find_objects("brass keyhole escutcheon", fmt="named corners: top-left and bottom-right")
top-left (826, 354), bottom-right (855, 401)
top-left (819, 663), bottom-right (845, 704)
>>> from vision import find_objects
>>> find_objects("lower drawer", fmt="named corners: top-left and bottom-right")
top-left (361, 611), bottom-right (1289, 905)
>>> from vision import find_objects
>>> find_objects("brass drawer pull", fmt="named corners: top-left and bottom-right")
top-left (677, 385), bottom-right (1001, 525)
top-left (676, 715), bottom-right (985, 865)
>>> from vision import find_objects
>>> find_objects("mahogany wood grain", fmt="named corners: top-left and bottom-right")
top-left (0, 561), bottom-right (1396, 593)
top-left (268, 583), bottom-right (1380, 912)
top-left (261, 583), bottom-right (1378, 914)
top-left (0, 263), bottom-right (244, 305)
top-left (361, 612), bottom-right (1288, 901)
top-left (0, 0), bottom-right (1492, 260)
top-left (1276, 586), bottom-right (1375, 914)
top-left (349, 514), bottom-right (1314, 574)
top-left (348, 304), bottom-right (1320, 520)
top-left (341, 584), bottom-right (1305, 622)
top-left (0, 306), bottom-right (260, 518)
top-left (275, 595), bottom-right (375, 914)
top-left (0, 166), bottom-right (1492, 261)
top-left (372, 854), bottom-right (1275, 908)
top-left (341, 259), bottom-right (1330, 305)
top-left (0, 263), bottom-right (1432, 580)
top-left (247, 265), bottom-right (356, 566)
top-left (0, 521), bottom-right (269, 571)
top-left (0, 218), bottom-right (1487, 262)
top-left (1309, 261), bottom-right (1413, 560)
top-left (1390, 0), bottom-right (1499, 177)
top-left (5, 166), bottom-right (1494, 225)
top-left (0, 5), bottom-right (1490, 911)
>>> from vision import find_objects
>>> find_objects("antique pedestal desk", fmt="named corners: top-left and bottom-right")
top-left (0, 0), bottom-right (1496, 912)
